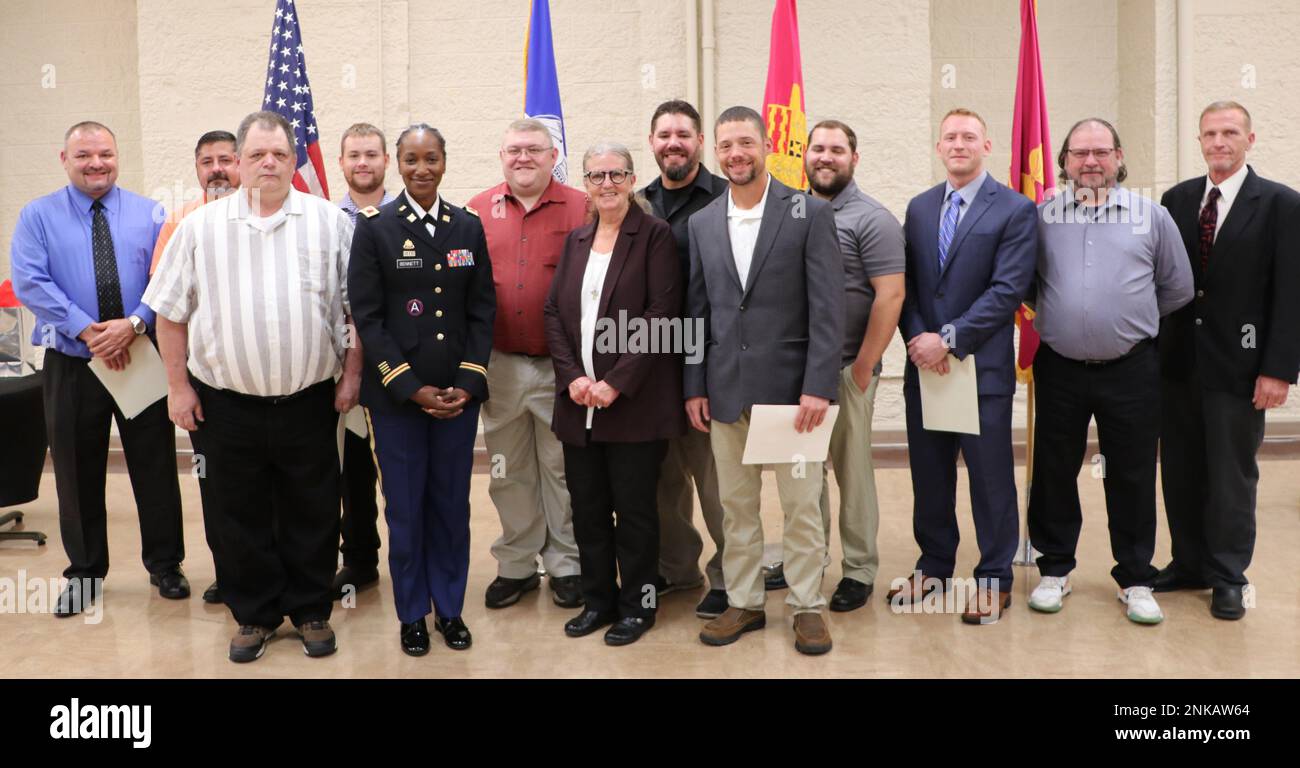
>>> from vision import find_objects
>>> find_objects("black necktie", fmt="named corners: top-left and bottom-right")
top-left (91, 199), bottom-right (124, 320)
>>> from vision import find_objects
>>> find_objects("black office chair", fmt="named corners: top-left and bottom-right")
top-left (0, 367), bottom-right (48, 545)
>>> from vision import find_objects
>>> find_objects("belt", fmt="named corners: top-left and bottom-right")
top-left (1061, 338), bottom-right (1154, 367)
top-left (194, 377), bottom-right (333, 405)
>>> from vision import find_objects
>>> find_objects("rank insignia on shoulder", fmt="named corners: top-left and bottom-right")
top-left (361, 206), bottom-right (380, 218)
top-left (446, 249), bottom-right (475, 267)
top-left (441, 214), bottom-right (451, 222)
top-left (464, 205), bottom-right (479, 218)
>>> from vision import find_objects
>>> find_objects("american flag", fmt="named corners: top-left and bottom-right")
top-left (261, 0), bottom-right (329, 197)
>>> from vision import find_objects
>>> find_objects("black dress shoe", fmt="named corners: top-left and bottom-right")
top-left (332, 565), bottom-right (380, 601)
top-left (201, 580), bottom-right (222, 604)
top-left (605, 615), bottom-right (655, 646)
top-left (400, 618), bottom-right (431, 656)
top-left (484, 572), bottom-right (541, 608)
top-left (433, 615), bottom-right (472, 650)
top-left (695, 589), bottom-right (729, 619)
top-left (549, 574), bottom-right (584, 608)
top-left (829, 577), bottom-right (873, 612)
top-left (763, 562), bottom-right (788, 591)
top-left (149, 567), bottom-right (191, 599)
top-left (1210, 586), bottom-right (1246, 620)
top-left (565, 608), bottom-right (617, 637)
top-left (1153, 564), bottom-right (1209, 593)
top-left (53, 578), bottom-right (99, 618)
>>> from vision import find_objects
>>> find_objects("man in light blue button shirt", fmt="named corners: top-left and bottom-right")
top-left (10, 121), bottom-right (187, 617)
top-left (1027, 117), bottom-right (1192, 625)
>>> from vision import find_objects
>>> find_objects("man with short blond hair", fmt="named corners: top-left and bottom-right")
top-left (891, 108), bottom-right (1037, 625)
top-left (1156, 101), bottom-right (1300, 620)
top-left (467, 118), bottom-right (587, 610)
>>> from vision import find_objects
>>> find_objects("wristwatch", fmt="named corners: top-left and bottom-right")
top-left (128, 315), bottom-right (146, 335)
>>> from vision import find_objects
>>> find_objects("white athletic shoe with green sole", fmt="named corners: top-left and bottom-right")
top-left (1119, 586), bottom-right (1164, 624)
top-left (1029, 576), bottom-right (1071, 613)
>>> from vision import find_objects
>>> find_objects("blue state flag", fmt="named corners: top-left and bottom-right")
top-left (524, 0), bottom-right (568, 183)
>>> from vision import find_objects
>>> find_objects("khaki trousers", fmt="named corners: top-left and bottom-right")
top-left (656, 427), bottom-right (726, 589)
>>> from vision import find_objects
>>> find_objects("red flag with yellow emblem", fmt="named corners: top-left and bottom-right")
top-left (1010, 0), bottom-right (1053, 382)
top-left (762, 0), bottom-right (807, 189)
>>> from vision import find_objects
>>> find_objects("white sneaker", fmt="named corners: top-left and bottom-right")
top-left (1028, 576), bottom-right (1071, 613)
top-left (1119, 586), bottom-right (1164, 624)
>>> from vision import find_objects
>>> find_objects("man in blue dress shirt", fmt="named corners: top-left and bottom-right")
top-left (10, 120), bottom-right (187, 618)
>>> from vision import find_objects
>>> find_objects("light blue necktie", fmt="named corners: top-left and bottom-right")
top-left (938, 190), bottom-right (963, 270)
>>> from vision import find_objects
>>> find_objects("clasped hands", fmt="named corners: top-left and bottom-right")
top-left (907, 331), bottom-right (951, 375)
top-left (79, 319), bottom-right (135, 371)
top-left (413, 385), bottom-right (471, 419)
top-left (568, 376), bottom-right (619, 409)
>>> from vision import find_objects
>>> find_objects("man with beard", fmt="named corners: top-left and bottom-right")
top-left (687, 106), bottom-right (844, 654)
top-left (331, 122), bottom-right (394, 600)
top-left (150, 131), bottom-right (241, 275)
top-left (1027, 117), bottom-right (1191, 624)
top-left (637, 100), bottom-right (730, 618)
top-left (803, 119), bottom-right (904, 612)
top-left (148, 129), bottom-right (242, 604)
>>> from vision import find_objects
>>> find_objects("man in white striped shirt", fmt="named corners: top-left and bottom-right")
top-left (144, 110), bottom-right (362, 663)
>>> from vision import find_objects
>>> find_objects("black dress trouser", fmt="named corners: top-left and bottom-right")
top-left (42, 349), bottom-right (184, 580)
top-left (563, 438), bottom-right (667, 618)
top-left (1028, 341), bottom-right (1161, 588)
top-left (191, 378), bottom-right (339, 629)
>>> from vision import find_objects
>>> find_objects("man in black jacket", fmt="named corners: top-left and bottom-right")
top-left (1157, 100), bottom-right (1300, 620)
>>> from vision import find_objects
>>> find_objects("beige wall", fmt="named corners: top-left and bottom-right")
top-left (2, 0), bottom-right (1298, 426)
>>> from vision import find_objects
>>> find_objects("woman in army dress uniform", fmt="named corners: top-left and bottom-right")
top-left (348, 124), bottom-right (496, 655)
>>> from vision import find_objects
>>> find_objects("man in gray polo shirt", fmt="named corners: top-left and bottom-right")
top-left (799, 119), bottom-right (904, 612)
top-left (1027, 118), bottom-right (1192, 625)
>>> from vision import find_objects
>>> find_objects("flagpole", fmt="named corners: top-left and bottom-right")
top-left (1014, 379), bottom-right (1037, 566)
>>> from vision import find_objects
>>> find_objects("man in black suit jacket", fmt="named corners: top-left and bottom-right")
top-left (1157, 101), bottom-right (1300, 620)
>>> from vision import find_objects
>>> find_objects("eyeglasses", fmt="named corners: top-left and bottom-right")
top-left (583, 169), bottom-right (631, 185)
top-left (1067, 148), bottom-right (1116, 160)
top-left (503, 146), bottom-right (551, 158)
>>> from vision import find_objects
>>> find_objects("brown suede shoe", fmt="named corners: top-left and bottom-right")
top-left (792, 612), bottom-right (832, 655)
top-left (885, 572), bottom-right (946, 605)
top-left (699, 607), bottom-right (766, 646)
top-left (960, 588), bottom-right (1012, 625)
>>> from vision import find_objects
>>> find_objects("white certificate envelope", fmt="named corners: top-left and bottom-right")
top-left (741, 404), bottom-right (840, 465)
top-left (86, 335), bottom-right (168, 419)
top-left (918, 354), bottom-right (980, 435)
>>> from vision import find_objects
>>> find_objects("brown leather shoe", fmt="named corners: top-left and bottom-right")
top-left (885, 572), bottom-right (946, 605)
top-left (961, 587), bottom-right (1012, 625)
top-left (699, 607), bottom-right (766, 646)
top-left (792, 612), bottom-right (832, 655)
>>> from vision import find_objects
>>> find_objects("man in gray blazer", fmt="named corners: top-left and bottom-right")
top-left (685, 106), bottom-right (845, 655)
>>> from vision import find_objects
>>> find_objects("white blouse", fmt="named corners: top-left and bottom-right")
top-left (579, 248), bottom-right (613, 429)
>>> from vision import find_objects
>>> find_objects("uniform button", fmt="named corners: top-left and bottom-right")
top-left (741, 344), bottom-right (749, 351)
top-left (435, 310), bottom-right (443, 317)
top-left (1195, 318), bottom-right (1203, 326)
top-left (1196, 290), bottom-right (1205, 298)
top-left (739, 304), bottom-right (746, 311)
top-left (435, 287), bottom-right (442, 294)
top-left (435, 264), bottom-right (442, 271)
top-left (437, 333), bottom-right (445, 340)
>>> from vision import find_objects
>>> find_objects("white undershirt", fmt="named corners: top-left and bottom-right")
top-left (1201, 163), bottom-right (1248, 242)
top-left (726, 175), bottom-right (771, 288)
top-left (580, 248), bottom-right (613, 429)
top-left (404, 191), bottom-right (440, 240)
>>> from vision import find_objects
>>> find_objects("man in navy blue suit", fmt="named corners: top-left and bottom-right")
top-left (889, 108), bottom-right (1037, 625)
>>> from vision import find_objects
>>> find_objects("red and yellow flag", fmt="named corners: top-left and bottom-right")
top-left (762, 0), bottom-right (807, 189)
top-left (1010, 0), bottom-right (1053, 383)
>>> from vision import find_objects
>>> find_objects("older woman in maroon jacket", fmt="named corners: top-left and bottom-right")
top-left (543, 141), bottom-right (686, 646)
